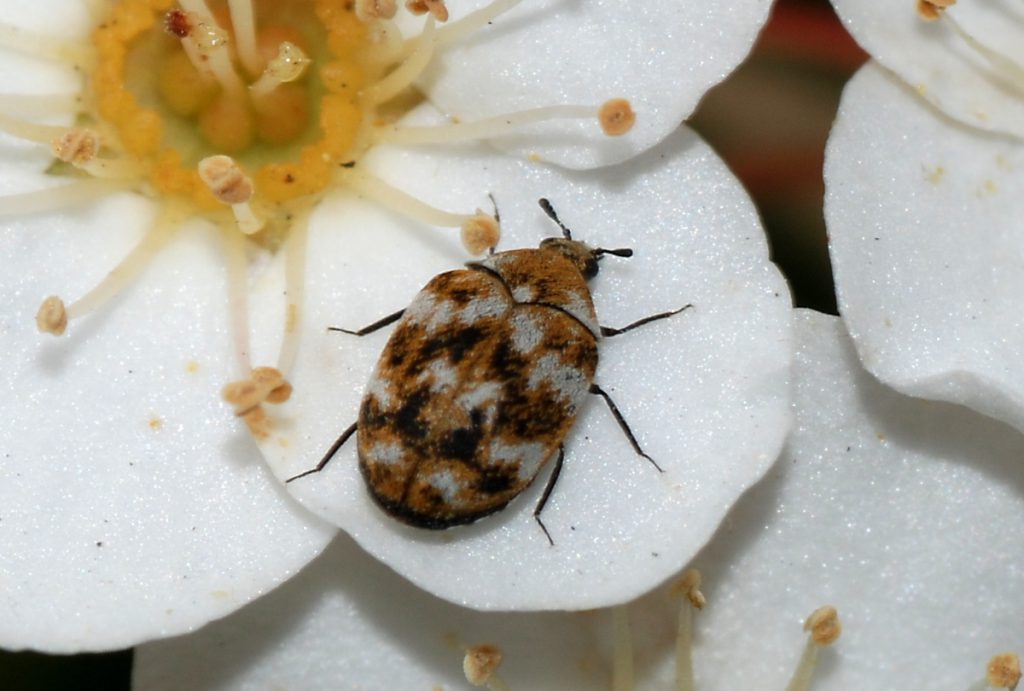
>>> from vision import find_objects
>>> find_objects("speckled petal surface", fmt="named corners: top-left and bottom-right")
top-left (0, 198), bottom-right (335, 652)
top-left (256, 114), bottom-right (793, 611)
top-left (830, 0), bottom-right (1024, 138)
top-left (409, 0), bottom-right (773, 169)
top-left (826, 62), bottom-right (1024, 431)
top-left (134, 311), bottom-right (1024, 690)
top-left (0, 3), bottom-right (336, 652)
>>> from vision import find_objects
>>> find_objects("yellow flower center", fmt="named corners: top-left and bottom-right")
top-left (90, 0), bottom-right (377, 245)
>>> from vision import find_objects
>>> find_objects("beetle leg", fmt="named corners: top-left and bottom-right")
top-left (589, 383), bottom-right (663, 472)
top-left (285, 421), bottom-right (358, 483)
top-left (533, 445), bottom-right (565, 547)
top-left (328, 309), bottom-right (405, 336)
top-left (599, 303), bottom-right (692, 337)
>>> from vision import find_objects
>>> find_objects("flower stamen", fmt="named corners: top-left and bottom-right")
top-left (223, 366), bottom-right (293, 439)
top-left (784, 605), bottom-right (842, 691)
top-left (0, 113), bottom-right (70, 145)
top-left (249, 42), bottom-right (311, 99)
top-left (362, 17), bottom-right (437, 106)
top-left (35, 209), bottom-right (180, 337)
top-left (198, 155), bottom-right (264, 235)
top-left (374, 98), bottom-right (636, 146)
top-left (0, 92), bottom-right (81, 116)
top-left (672, 569), bottom-right (705, 691)
top-left (982, 653), bottom-right (1022, 691)
top-left (227, 0), bottom-right (262, 77)
top-left (410, 0), bottom-right (523, 54)
top-left (463, 643), bottom-right (510, 690)
top-left (340, 167), bottom-right (497, 232)
top-left (0, 20), bottom-right (91, 63)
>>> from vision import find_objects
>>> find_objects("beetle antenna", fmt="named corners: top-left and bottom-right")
top-left (595, 247), bottom-right (633, 258)
top-left (538, 198), bottom-right (573, 240)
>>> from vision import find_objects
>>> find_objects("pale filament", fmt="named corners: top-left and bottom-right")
top-left (0, 92), bottom-right (81, 116)
top-left (227, 0), bottom-right (262, 76)
top-left (0, 180), bottom-right (128, 217)
top-left (340, 168), bottom-right (480, 228)
top-left (362, 16), bottom-right (437, 105)
top-left (64, 210), bottom-right (179, 322)
top-left (220, 224), bottom-right (253, 376)
top-left (249, 42), bottom-right (311, 98)
top-left (0, 20), bottom-right (92, 63)
top-left (373, 105), bottom-right (605, 146)
top-left (940, 11), bottom-right (1024, 95)
top-left (401, 0), bottom-right (523, 56)
top-left (0, 113), bottom-right (70, 144)
top-left (277, 204), bottom-right (314, 377)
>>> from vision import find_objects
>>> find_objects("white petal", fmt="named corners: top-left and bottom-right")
top-left (831, 0), bottom-right (1024, 137)
top-left (415, 0), bottom-right (773, 169)
top-left (255, 113), bottom-right (793, 611)
top-left (0, 195), bottom-right (335, 652)
top-left (135, 311), bottom-right (1024, 689)
top-left (826, 62), bottom-right (1024, 432)
top-left (678, 310), bottom-right (1024, 688)
top-left (134, 534), bottom-right (615, 690)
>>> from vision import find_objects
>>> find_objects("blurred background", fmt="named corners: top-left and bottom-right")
top-left (1, 0), bottom-right (865, 687)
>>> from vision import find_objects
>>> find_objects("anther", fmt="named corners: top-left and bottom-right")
top-left (249, 42), bottom-right (311, 98)
top-left (987, 653), bottom-right (1022, 690)
top-left (916, 0), bottom-right (956, 21)
top-left (675, 568), bottom-right (706, 610)
top-left (163, 8), bottom-right (192, 39)
top-left (406, 0), bottom-right (449, 22)
top-left (198, 155), bottom-right (264, 234)
top-left (460, 212), bottom-right (501, 255)
top-left (357, 0), bottom-right (398, 21)
top-left (784, 605), bottom-right (841, 691)
top-left (463, 644), bottom-right (508, 690)
top-left (223, 366), bottom-right (292, 438)
top-left (36, 296), bottom-right (68, 336)
top-left (803, 605), bottom-right (841, 646)
top-left (51, 128), bottom-right (98, 166)
top-left (599, 98), bottom-right (636, 136)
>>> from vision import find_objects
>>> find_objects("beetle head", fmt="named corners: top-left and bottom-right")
top-left (538, 198), bottom-right (633, 280)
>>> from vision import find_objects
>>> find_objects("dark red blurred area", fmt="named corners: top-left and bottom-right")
top-left (690, 0), bottom-right (867, 314)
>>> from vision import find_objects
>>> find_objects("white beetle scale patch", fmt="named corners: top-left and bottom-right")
top-left (289, 199), bottom-right (689, 543)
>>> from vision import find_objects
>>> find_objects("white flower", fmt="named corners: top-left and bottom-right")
top-left (826, 0), bottom-right (1024, 432)
top-left (0, 0), bottom-right (785, 653)
top-left (135, 311), bottom-right (1024, 690)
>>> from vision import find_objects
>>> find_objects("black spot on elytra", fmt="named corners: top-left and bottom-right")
top-left (392, 388), bottom-right (430, 440)
top-left (477, 469), bottom-right (516, 495)
top-left (439, 409), bottom-right (485, 462)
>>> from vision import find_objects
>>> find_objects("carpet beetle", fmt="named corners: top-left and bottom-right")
top-left (289, 199), bottom-right (690, 544)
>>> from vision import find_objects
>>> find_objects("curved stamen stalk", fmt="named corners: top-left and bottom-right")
top-left (0, 113), bottom-right (70, 144)
top-left (374, 101), bottom-right (631, 146)
top-left (403, 0), bottom-right (524, 55)
top-left (0, 180), bottom-right (128, 217)
top-left (0, 21), bottom-right (92, 63)
top-left (784, 606), bottom-right (842, 691)
top-left (362, 17), bottom-right (437, 105)
top-left (227, 0), bottom-right (262, 76)
top-left (0, 92), bottom-right (81, 116)
top-left (250, 42), bottom-right (311, 98)
top-left (277, 204), bottom-right (314, 376)
top-left (340, 168), bottom-right (479, 228)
